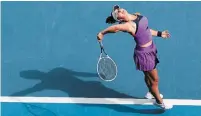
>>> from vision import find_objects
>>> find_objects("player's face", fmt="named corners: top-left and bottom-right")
top-left (115, 8), bottom-right (128, 20)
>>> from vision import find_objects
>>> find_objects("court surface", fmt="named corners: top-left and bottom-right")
top-left (1, 1), bottom-right (201, 116)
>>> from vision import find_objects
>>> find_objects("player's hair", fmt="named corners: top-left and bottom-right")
top-left (105, 12), bottom-right (141, 24)
top-left (105, 16), bottom-right (116, 24)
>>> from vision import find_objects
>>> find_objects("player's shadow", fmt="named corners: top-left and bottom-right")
top-left (11, 67), bottom-right (139, 98)
top-left (11, 67), bottom-right (165, 114)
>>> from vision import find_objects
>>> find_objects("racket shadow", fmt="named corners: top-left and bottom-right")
top-left (11, 67), bottom-right (141, 99)
top-left (23, 103), bottom-right (57, 116)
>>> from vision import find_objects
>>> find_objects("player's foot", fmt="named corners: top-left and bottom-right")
top-left (145, 92), bottom-right (163, 99)
top-left (154, 101), bottom-right (173, 110)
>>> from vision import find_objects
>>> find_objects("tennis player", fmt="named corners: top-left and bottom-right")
top-left (97, 5), bottom-right (172, 110)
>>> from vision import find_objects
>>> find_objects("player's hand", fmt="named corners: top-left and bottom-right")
top-left (97, 32), bottom-right (104, 42)
top-left (161, 30), bottom-right (170, 39)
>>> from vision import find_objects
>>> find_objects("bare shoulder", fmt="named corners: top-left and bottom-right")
top-left (126, 21), bottom-right (137, 34)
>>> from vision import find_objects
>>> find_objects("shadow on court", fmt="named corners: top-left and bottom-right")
top-left (11, 67), bottom-right (165, 114)
top-left (11, 67), bottom-right (139, 98)
top-left (83, 104), bottom-right (165, 114)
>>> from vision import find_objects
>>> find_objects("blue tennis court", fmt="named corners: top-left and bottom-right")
top-left (1, 1), bottom-right (201, 116)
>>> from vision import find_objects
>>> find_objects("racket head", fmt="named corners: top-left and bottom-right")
top-left (97, 54), bottom-right (117, 81)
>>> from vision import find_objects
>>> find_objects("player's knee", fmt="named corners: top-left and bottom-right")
top-left (151, 78), bottom-right (159, 86)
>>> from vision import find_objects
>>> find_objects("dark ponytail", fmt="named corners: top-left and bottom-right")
top-left (105, 16), bottom-right (116, 24)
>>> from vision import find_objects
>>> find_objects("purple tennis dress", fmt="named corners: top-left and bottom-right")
top-left (133, 15), bottom-right (159, 71)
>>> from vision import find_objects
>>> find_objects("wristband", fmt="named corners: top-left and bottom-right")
top-left (157, 31), bottom-right (162, 37)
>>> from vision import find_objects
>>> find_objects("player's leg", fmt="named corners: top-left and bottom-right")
top-left (147, 68), bottom-right (173, 109)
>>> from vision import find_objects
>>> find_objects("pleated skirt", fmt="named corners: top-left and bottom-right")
top-left (134, 42), bottom-right (159, 71)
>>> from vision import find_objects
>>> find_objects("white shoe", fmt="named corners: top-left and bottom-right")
top-left (154, 101), bottom-right (173, 110)
top-left (145, 92), bottom-right (163, 99)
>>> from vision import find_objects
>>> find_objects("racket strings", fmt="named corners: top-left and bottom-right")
top-left (97, 57), bottom-right (117, 81)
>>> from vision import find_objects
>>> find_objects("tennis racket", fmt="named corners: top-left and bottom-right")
top-left (97, 41), bottom-right (117, 81)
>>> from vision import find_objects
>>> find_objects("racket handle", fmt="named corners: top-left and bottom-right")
top-left (98, 41), bottom-right (107, 55)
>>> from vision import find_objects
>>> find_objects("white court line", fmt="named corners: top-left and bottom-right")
top-left (1, 96), bottom-right (201, 106)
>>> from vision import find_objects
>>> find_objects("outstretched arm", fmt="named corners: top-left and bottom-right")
top-left (150, 29), bottom-right (170, 39)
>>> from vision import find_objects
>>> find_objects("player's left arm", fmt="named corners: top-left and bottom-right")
top-left (150, 29), bottom-right (170, 39)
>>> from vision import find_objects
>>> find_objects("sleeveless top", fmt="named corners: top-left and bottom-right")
top-left (133, 15), bottom-right (152, 46)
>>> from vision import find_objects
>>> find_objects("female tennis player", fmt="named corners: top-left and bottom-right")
top-left (97, 5), bottom-right (172, 110)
